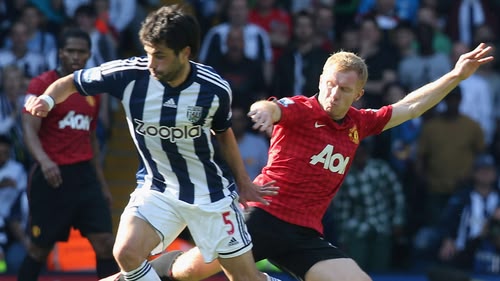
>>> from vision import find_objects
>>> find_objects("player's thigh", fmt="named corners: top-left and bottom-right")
top-left (305, 258), bottom-right (372, 281)
top-left (186, 194), bottom-right (252, 263)
top-left (28, 167), bottom-right (74, 247)
top-left (115, 191), bottom-right (180, 256)
top-left (73, 167), bottom-right (114, 236)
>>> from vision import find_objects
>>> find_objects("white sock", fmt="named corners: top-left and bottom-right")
top-left (264, 272), bottom-right (282, 281)
top-left (122, 260), bottom-right (161, 281)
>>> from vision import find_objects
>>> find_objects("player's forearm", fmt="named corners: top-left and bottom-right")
top-left (403, 71), bottom-right (461, 117)
top-left (44, 74), bottom-right (78, 104)
top-left (386, 72), bottom-right (461, 130)
top-left (249, 100), bottom-right (281, 123)
top-left (22, 114), bottom-right (52, 164)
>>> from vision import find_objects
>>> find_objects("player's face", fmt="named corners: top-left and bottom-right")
top-left (318, 66), bottom-right (363, 120)
top-left (59, 37), bottom-right (91, 74)
top-left (144, 44), bottom-right (190, 86)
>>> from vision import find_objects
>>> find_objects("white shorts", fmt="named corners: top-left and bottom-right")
top-left (121, 188), bottom-right (253, 262)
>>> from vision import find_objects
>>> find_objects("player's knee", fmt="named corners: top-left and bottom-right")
top-left (27, 243), bottom-right (52, 262)
top-left (88, 233), bottom-right (115, 257)
top-left (112, 241), bottom-right (144, 266)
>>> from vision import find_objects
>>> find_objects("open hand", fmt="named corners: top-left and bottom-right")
top-left (238, 180), bottom-right (279, 209)
top-left (454, 43), bottom-right (494, 80)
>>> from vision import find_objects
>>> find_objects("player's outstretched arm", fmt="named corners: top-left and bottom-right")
top-left (24, 74), bottom-right (77, 117)
top-left (384, 43), bottom-right (494, 131)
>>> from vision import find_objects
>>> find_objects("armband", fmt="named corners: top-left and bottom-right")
top-left (39, 95), bottom-right (55, 111)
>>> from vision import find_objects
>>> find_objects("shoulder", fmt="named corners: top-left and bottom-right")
top-left (6, 159), bottom-right (25, 173)
top-left (100, 56), bottom-right (149, 73)
top-left (27, 70), bottom-right (58, 94)
top-left (193, 62), bottom-right (231, 93)
top-left (205, 24), bottom-right (228, 37)
top-left (245, 23), bottom-right (269, 36)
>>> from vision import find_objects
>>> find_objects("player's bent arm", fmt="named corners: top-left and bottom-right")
top-left (21, 113), bottom-right (52, 164)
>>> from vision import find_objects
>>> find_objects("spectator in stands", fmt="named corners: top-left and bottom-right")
top-left (0, 134), bottom-right (28, 274)
top-left (398, 22), bottom-right (451, 102)
top-left (0, 21), bottom-right (47, 82)
top-left (357, 16), bottom-right (399, 108)
top-left (416, 4), bottom-right (452, 55)
top-left (0, 0), bottom-right (21, 45)
top-left (14, 4), bottom-right (57, 55)
top-left (30, 0), bottom-right (68, 36)
top-left (0, 65), bottom-right (30, 168)
top-left (337, 23), bottom-right (360, 53)
top-left (272, 10), bottom-right (329, 98)
top-left (332, 138), bottom-right (406, 272)
top-left (357, 0), bottom-right (420, 27)
top-left (391, 21), bottom-right (417, 61)
top-left (445, 0), bottom-right (498, 48)
top-left (472, 25), bottom-right (500, 151)
top-left (73, 4), bottom-right (118, 68)
top-left (414, 87), bottom-right (485, 259)
top-left (198, 0), bottom-right (273, 83)
top-left (248, 0), bottom-right (292, 62)
top-left (431, 154), bottom-right (500, 275)
top-left (210, 25), bottom-right (269, 112)
top-left (451, 41), bottom-right (495, 146)
top-left (313, 4), bottom-right (336, 53)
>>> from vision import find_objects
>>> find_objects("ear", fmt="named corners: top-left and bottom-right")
top-left (181, 46), bottom-right (191, 60)
top-left (318, 74), bottom-right (324, 90)
top-left (354, 89), bottom-right (364, 101)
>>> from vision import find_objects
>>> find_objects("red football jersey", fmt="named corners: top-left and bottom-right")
top-left (250, 96), bottom-right (392, 234)
top-left (24, 70), bottom-right (100, 165)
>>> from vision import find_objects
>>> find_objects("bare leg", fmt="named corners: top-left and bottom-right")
top-left (304, 258), bottom-right (371, 281)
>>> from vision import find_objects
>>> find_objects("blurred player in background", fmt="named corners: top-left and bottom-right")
top-left (18, 28), bottom-right (118, 280)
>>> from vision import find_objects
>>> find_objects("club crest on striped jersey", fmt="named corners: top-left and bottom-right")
top-left (187, 106), bottom-right (203, 123)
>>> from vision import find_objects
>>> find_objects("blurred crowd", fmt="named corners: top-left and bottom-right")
top-left (1, 0), bottom-right (500, 278)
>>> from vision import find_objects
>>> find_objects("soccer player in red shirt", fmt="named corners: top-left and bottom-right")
top-left (77, 42), bottom-right (494, 281)
top-left (18, 28), bottom-right (119, 280)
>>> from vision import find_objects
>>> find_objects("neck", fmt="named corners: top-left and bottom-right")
top-left (167, 62), bottom-right (191, 88)
top-left (56, 66), bottom-right (71, 76)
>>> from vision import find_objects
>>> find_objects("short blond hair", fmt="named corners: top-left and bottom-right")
top-left (323, 51), bottom-right (368, 87)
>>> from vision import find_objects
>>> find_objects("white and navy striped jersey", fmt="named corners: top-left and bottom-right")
top-left (73, 56), bottom-right (236, 204)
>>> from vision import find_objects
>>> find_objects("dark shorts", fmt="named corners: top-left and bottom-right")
top-left (245, 207), bottom-right (348, 281)
top-left (28, 161), bottom-right (113, 247)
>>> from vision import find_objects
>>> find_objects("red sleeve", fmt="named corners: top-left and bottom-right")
top-left (23, 75), bottom-right (51, 114)
top-left (357, 105), bottom-right (393, 139)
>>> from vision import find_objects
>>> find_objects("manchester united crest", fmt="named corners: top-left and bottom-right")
top-left (348, 126), bottom-right (359, 144)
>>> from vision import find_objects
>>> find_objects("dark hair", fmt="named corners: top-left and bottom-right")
top-left (139, 5), bottom-right (200, 58)
top-left (57, 27), bottom-right (92, 50)
top-left (74, 4), bottom-right (97, 19)
top-left (0, 135), bottom-right (12, 147)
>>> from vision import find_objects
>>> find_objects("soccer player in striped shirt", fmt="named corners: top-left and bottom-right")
top-left (93, 44), bottom-right (495, 280)
top-left (24, 4), bottom-right (279, 281)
